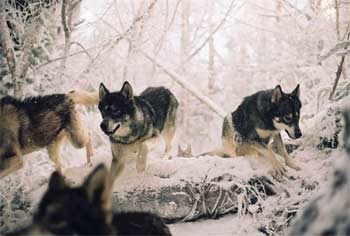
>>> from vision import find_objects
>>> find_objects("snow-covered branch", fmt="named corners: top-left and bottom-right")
top-left (319, 40), bottom-right (350, 62)
top-left (185, 0), bottom-right (239, 62)
top-left (141, 50), bottom-right (227, 118)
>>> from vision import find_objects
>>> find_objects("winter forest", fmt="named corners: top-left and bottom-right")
top-left (0, 0), bottom-right (349, 235)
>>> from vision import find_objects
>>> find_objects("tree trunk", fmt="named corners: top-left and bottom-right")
top-left (0, 1), bottom-right (17, 95)
top-left (207, 1), bottom-right (215, 93)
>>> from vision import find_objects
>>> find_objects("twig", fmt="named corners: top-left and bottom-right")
top-left (58, 0), bottom-right (73, 79)
top-left (280, 0), bottom-right (312, 21)
top-left (329, 56), bottom-right (346, 100)
top-left (329, 32), bottom-right (350, 100)
top-left (185, 0), bottom-right (239, 62)
top-left (80, 0), bottom-right (158, 75)
top-left (140, 50), bottom-right (227, 118)
top-left (319, 40), bottom-right (350, 62)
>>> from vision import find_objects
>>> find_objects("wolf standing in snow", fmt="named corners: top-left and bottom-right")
top-left (0, 91), bottom-right (99, 178)
top-left (220, 85), bottom-right (302, 176)
top-left (98, 81), bottom-right (178, 180)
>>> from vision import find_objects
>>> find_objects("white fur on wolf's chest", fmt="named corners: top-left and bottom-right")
top-left (111, 137), bottom-right (163, 159)
top-left (255, 128), bottom-right (280, 143)
top-left (255, 128), bottom-right (280, 138)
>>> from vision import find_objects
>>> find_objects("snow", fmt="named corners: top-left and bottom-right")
top-left (1, 0), bottom-right (350, 235)
top-left (170, 215), bottom-right (265, 236)
top-left (0, 121), bottom-right (345, 235)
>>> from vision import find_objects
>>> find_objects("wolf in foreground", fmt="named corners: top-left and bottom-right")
top-left (98, 81), bottom-right (178, 180)
top-left (5, 164), bottom-right (172, 235)
top-left (0, 90), bottom-right (99, 178)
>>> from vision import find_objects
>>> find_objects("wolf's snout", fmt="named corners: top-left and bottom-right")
top-left (100, 121), bottom-right (108, 134)
top-left (100, 120), bottom-right (120, 135)
top-left (295, 128), bottom-right (302, 139)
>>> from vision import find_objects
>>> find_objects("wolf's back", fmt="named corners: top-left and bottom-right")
top-left (68, 90), bottom-right (99, 106)
top-left (139, 87), bottom-right (178, 130)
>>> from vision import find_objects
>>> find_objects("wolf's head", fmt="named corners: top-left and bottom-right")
top-left (30, 164), bottom-right (113, 235)
top-left (98, 81), bottom-right (136, 141)
top-left (271, 84), bottom-right (302, 139)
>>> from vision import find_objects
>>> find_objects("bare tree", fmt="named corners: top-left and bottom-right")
top-left (207, 1), bottom-right (216, 93)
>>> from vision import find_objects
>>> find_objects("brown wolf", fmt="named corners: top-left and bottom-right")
top-left (0, 90), bottom-right (99, 178)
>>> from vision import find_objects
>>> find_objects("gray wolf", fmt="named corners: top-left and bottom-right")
top-left (98, 81), bottom-right (178, 180)
top-left (206, 85), bottom-right (302, 176)
top-left (5, 164), bottom-right (172, 235)
top-left (0, 90), bottom-right (99, 178)
top-left (177, 144), bottom-right (193, 157)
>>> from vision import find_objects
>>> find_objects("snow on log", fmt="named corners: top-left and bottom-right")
top-left (110, 156), bottom-right (281, 222)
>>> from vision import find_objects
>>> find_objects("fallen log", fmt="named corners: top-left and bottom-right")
top-left (111, 156), bottom-right (282, 222)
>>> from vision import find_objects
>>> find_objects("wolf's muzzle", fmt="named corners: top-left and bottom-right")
top-left (100, 121), bottom-right (108, 134)
top-left (100, 120), bottom-right (120, 135)
top-left (295, 128), bottom-right (302, 139)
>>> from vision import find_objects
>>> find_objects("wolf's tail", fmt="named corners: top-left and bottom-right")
top-left (68, 90), bottom-right (99, 106)
top-left (196, 149), bottom-right (233, 158)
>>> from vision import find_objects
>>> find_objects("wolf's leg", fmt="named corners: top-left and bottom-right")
top-left (162, 95), bottom-right (178, 159)
top-left (222, 135), bottom-right (236, 157)
top-left (110, 144), bottom-right (127, 181)
top-left (136, 143), bottom-right (148, 172)
top-left (0, 157), bottom-right (24, 178)
top-left (237, 142), bottom-right (286, 176)
top-left (47, 131), bottom-right (66, 172)
top-left (85, 133), bottom-right (93, 164)
top-left (0, 146), bottom-right (24, 178)
top-left (222, 114), bottom-right (236, 157)
top-left (273, 134), bottom-right (300, 170)
top-left (161, 124), bottom-right (175, 159)
top-left (66, 109), bottom-right (93, 164)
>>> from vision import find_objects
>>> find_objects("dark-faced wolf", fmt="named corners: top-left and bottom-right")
top-left (0, 90), bottom-right (99, 178)
top-left (6, 164), bottom-right (172, 235)
top-left (98, 81), bottom-right (178, 180)
top-left (220, 85), bottom-right (302, 176)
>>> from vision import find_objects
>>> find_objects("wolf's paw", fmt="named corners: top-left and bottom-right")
top-left (161, 154), bottom-right (172, 160)
top-left (0, 170), bottom-right (7, 179)
top-left (270, 161), bottom-right (286, 178)
top-left (286, 159), bottom-right (301, 171)
top-left (136, 163), bottom-right (146, 173)
top-left (85, 162), bottom-right (93, 168)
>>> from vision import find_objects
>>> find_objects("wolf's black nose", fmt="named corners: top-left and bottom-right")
top-left (295, 129), bottom-right (302, 138)
top-left (100, 122), bottom-right (107, 132)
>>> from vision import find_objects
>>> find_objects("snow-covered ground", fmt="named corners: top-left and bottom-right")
top-left (0, 100), bottom-right (348, 235)
top-left (170, 215), bottom-right (265, 236)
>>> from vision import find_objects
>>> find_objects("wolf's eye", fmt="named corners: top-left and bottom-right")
top-left (283, 115), bottom-right (292, 123)
top-left (48, 212), bottom-right (63, 223)
top-left (113, 110), bottom-right (121, 116)
top-left (46, 205), bottom-right (68, 228)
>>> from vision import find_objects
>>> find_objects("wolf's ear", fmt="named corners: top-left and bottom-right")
top-left (271, 85), bottom-right (283, 104)
top-left (99, 83), bottom-right (109, 99)
top-left (83, 164), bottom-right (112, 222)
top-left (177, 145), bottom-right (182, 153)
top-left (186, 144), bottom-right (192, 154)
top-left (48, 171), bottom-right (67, 193)
top-left (120, 81), bottom-right (133, 99)
top-left (291, 84), bottom-right (300, 98)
